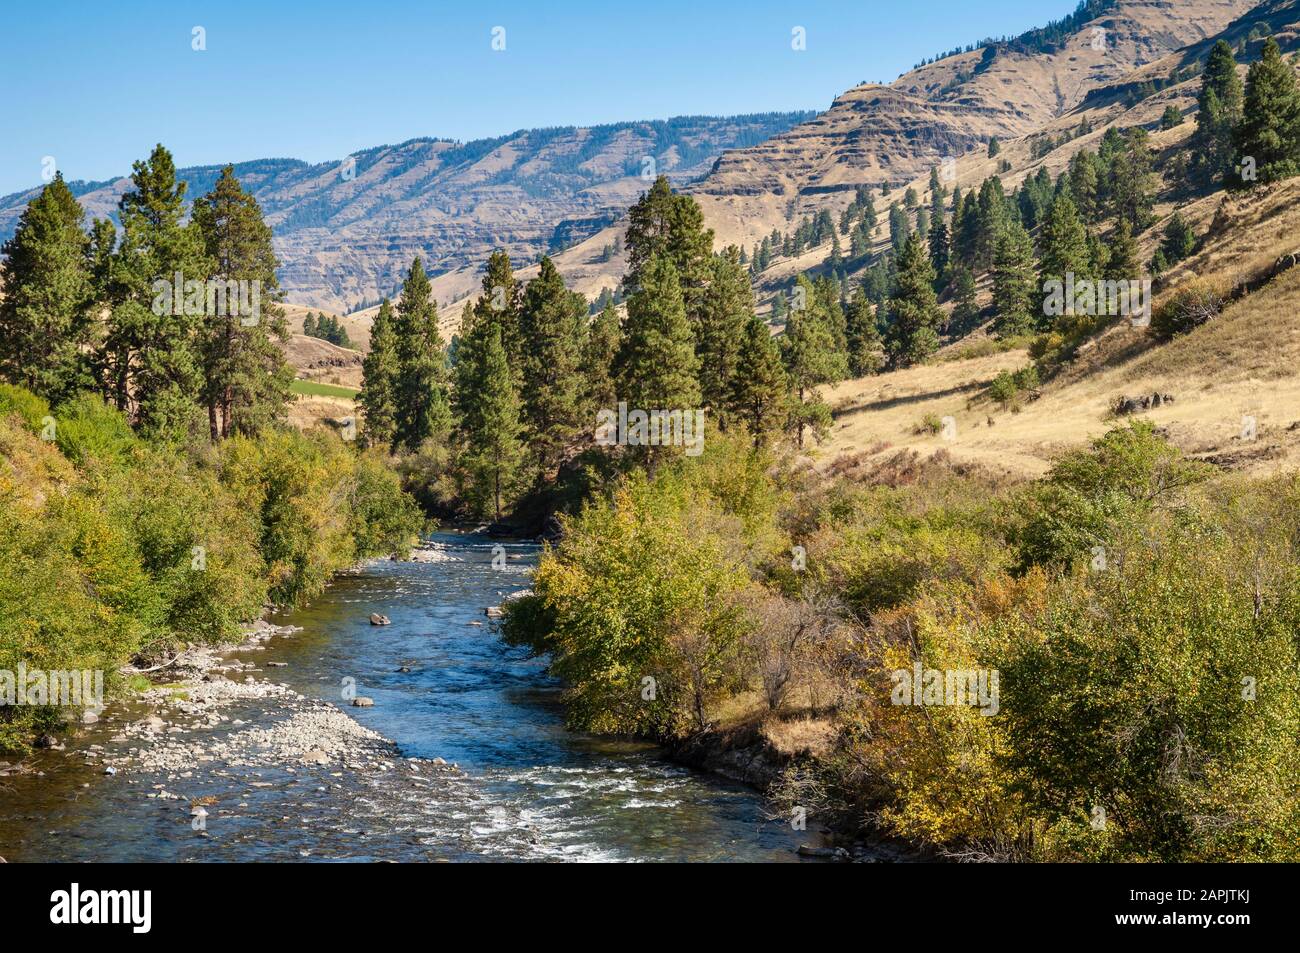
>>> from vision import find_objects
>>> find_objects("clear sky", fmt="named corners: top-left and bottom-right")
top-left (0, 0), bottom-right (1079, 195)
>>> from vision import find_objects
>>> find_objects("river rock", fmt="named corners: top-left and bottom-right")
top-left (303, 749), bottom-right (330, 765)
top-left (352, 697), bottom-right (375, 707)
top-left (369, 614), bottom-right (391, 626)
top-left (484, 606), bottom-right (504, 619)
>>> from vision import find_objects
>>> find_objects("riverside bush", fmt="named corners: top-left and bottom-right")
top-left (0, 386), bottom-right (422, 752)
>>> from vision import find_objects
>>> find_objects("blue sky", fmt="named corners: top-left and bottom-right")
top-left (0, 0), bottom-right (1079, 195)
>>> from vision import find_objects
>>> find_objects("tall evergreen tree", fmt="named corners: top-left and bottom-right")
top-left (845, 286), bottom-right (884, 377)
top-left (458, 325), bottom-right (523, 520)
top-left (695, 247), bottom-right (754, 420)
top-left (1104, 221), bottom-right (1140, 282)
top-left (393, 257), bottom-right (451, 452)
top-left (1192, 40), bottom-right (1245, 185)
top-left (889, 202), bottom-right (910, 255)
top-left (615, 253), bottom-right (701, 467)
top-left (1109, 130), bottom-right (1157, 232)
top-left (1038, 194), bottom-right (1092, 289)
top-left (623, 176), bottom-right (713, 317)
top-left (885, 234), bottom-right (943, 367)
top-left (1230, 38), bottom-right (1300, 188)
top-left (0, 173), bottom-right (93, 401)
top-left (518, 256), bottom-right (587, 473)
top-left (992, 217), bottom-right (1038, 338)
top-left (99, 144), bottom-right (210, 437)
top-left (358, 297), bottom-right (399, 449)
top-left (728, 315), bottom-right (789, 446)
top-left (582, 299), bottom-right (622, 417)
top-left (781, 274), bottom-right (845, 448)
top-left (472, 250), bottom-right (524, 378)
top-left (190, 165), bottom-right (292, 439)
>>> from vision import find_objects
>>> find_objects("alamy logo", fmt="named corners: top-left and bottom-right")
top-left (0, 664), bottom-right (103, 709)
top-left (152, 271), bottom-right (261, 326)
top-left (1043, 274), bottom-right (1151, 328)
top-left (50, 884), bottom-right (152, 934)
top-left (595, 402), bottom-right (705, 457)
top-left (890, 662), bottom-right (1000, 716)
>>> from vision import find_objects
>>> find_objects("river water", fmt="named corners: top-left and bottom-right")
top-left (0, 533), bottom-right (809, 862)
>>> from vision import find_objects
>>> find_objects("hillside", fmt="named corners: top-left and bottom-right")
top-left (811, 0), bottom-right (1300, 481)
top-left (529, 0), bottom-right (1258, 310)
top-left (0, 113), bottom-right (812, 314)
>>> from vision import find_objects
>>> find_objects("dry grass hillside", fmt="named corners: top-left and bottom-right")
top-left (818, 174), bottom-right (1300, 480)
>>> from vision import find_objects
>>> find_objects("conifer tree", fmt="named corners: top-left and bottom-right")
top-left (393, 257), bottom-right (451, 452)
top-left (472, 250), bottom-right (524, 378)
top-left (1109, 130), bottom-right (1157, 232)
top-left (889, 202), bottom-right (910, 255)
top-left (1193, 40), bottom-right (1244, 185)
top-left (949, 265), bottom-right (980, 329)
top-left (1160, 213), bottom-right (1198, 264)
top-left (1230, 38), bottom-right (1300, 188)
top-left (992, 217), bottom-right (1038, 338)
top-left (191, 165), bottom-right (293, 439)
top-left (885, 234), bottom-right (943, 367)
top-left (99, 144), bottom-right (210, 437)
top-left (1104, 221), bottom-right (1140, 282)
top-left (695, 247), bottom-right (754, 420)
top-left (458, 325), bottom-right (523, 520)
top-left (615, 253), bottom-right (700, 467)
top-left (845, 286), bottom-right (884, 376)
top-left (728, 314), bottom-right (788, 446)
top-left (518, 256), bottom-right (587, 473)
top-left (303, 312), bottom-right (317, 336)
top-left (582, 299), bottom-right (622, 416)
top-left (359, 297), bottom-right (400, 449)
top-left (0, 173), bottom-right (93, 402)
top-left (1068, 151), bottom-right (1102, 224)
top-left (623, 176), bottom-right (713, 317)
top-left (781, 274), bottom-right (845, 448)
top-left (1038, 194), bottom-right (1092, 289)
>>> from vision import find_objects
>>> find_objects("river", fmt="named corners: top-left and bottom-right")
top-left (0, 532), bottom-right (811, 862)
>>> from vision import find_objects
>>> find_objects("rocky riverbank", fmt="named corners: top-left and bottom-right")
top-left (81, 619), bottom-right (458, 798)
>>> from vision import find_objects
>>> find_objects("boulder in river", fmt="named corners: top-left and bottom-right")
top-left (352, 697), bottom-right (375, 707)
top-left (484, 606), bottom-right (504, 619)
top-left (369, 613), bottom-right (391, 626)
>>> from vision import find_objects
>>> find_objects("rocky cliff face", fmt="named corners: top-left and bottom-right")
top-left (0, 113), bottom-right (813, 313)
top-left (690, 0), bottom-right (1258, 250)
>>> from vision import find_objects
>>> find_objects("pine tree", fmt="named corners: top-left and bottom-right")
top-left (949, 265), bottom-right (980, 329)
top-left (1068, 151), bottom-right (1102, 224)
top-left (889, 202), bottom-right (910, 255)
top-left (190, 165), bottom-right (293, 439)
top-left (728, 315), bottom-right (788, 446)
top-left (1038, 194), bottom-right (1092, 289)
top-left (781, 274), bottom-right (846, 448)
top-left (1160, 213), bottom-right (1198, 264)
top-left (1230, 38), bottom-right (1300, 188)
top-left (928, 214), bottom-right (951, 286)
top-left (1109, 130), bottom-right (1157, 232)
top-left (458, 325), bottom-right (523, 520)
top-left (695, 247), bottom-right (753, 420)
top-left (1193, 40), bottom-right (1244, 185)
top-left (99, 144), bottom-right (210, 437)
top-left (393, 257), bottom-right (451, 452)
top-left (861, 193), bottom-right (878, 231)
top-left (623, 176), bottom-right (713, 316)
top-left (988, 137), bottom-right (1002, 158)
top-left (1104, 221), bottom-right (1140, 282)
top-left (615, 253), bottom-right (700, 467)
top-left (582, 299), bottom-right (622, 416)
top-left (518, 256), bottom-right (587, 473)
top-left (472, 250), bottom-right (524, 377)
top-left (0, 173), bottom-right (93, 401)
top-left (885, 234), bottom-right (942, 367)
top-left (992, 217), bottom-right (1038, 338)
top-left (974, 177), bottom-right (1008, 273)
top-left (845, 286), bottom-right (884, 376)
top-left (358, 298), bottom-right (399, 449)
